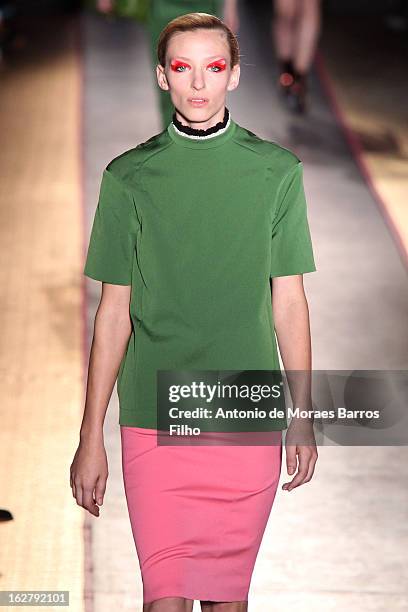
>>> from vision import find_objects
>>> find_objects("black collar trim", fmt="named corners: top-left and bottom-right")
top-left (172, 107), bottom-right (230, 137)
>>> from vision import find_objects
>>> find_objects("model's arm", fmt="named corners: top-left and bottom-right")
top-left (272, 273), bottom-right (318, 491)
top-left (81, 282), bottom-right (132, 434)
top-left (272, 274), bottom-right (312, 370)
top-left (70, 283), bottom-right (132, 516)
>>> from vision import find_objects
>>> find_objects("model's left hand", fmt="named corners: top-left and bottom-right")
top-left (282, 421), bottom-right (318, 491)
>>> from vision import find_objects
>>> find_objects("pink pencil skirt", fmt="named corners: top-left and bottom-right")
top-left (120, 426), bottom-right (282, 604)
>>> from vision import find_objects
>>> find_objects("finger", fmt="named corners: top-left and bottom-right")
top-left (286, 448), bottom-right (314, 491)
top-left (75, 483), bottom-right (83, 508)
top-left (83, 488), bottom-right (99, 517)
top-left (284, 469), bottom-right (305, 491)
top-left (94, 477), bottom-right (106, 506)
top-left (303, 448), bottom-right (318, 483)
top-left (283, 448), bottom-right (307, 491)
top-left (282, 445), bottom-right (298, 490)
top-left (285, 445), bottom-right (298, 475)
top-left (295, 448), bottom-right (312, 486)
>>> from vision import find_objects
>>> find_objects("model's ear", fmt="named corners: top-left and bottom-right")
top-left (227, 64), bottom-right (240, 92)
top-left (156, 65), bottom-right (170, 92)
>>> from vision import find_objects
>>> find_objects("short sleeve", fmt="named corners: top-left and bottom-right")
top-left (83, 168), bottom-right (139, 285)
top-left (270, 161), bottom-right (316, 278)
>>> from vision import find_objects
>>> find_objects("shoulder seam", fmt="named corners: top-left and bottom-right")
top-left (103, 167), bottom-right (134, 199)
top-left (106, 138), bottom-right (174, 188)
top-left (274, 160), bottom-right (303, 213)
top-left (138, 139), bottom-right (174, 168)
top-left (103, 167), bottom-right (142, 226)
top-left (231, 127), bottom-right (302, 162)
top-left (231, 135), bottom-right (265, 157)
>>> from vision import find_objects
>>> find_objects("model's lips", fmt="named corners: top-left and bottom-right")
top-left (188, 98), bottom-right (209, 104)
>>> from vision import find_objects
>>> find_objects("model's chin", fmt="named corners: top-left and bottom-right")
top-left (174, 104), bottom-right (214, 124)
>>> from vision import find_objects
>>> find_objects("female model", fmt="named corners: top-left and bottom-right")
top-left (97, 0), bottom-right (239, 128)
top-left (273, 0), bottom-right (322, 113)
top-left (71, 11), bottom-right (318, 611)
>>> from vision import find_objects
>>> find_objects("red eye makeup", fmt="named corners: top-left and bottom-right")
top-left (170, 60), bottom-right (191, 72)
top-left (170, 58), bottom-right (227, 72)
top-left (207, 59), bottom-right (227, 71)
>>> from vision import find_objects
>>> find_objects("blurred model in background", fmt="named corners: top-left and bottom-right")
top-left (97, 0), bottom-right (239, 128)
top-left (0, 0), bottom-right (26, 67)
top-left (272, 0), bottom-right (322, 114)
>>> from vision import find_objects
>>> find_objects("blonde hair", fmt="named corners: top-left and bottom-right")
top-left (157, 12), bottom-right (240, 69)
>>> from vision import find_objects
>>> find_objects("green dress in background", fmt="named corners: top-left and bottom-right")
top-left (146, 0), bottom-right (224, 129)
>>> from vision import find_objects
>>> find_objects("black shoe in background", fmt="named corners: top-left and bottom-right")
top-left (277, 59), bottom-right (295, 99)
top-left (287, 70), bottom-right (308, 115)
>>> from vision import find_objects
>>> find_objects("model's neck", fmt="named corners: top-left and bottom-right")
top-left (171, 107), bottom-right (230, 138)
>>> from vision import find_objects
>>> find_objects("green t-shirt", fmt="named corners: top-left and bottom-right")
top-left (83, 116), bottom-right (316, 430)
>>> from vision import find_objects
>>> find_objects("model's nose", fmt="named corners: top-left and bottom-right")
top-left (191, 69), bottom-right (205, 89)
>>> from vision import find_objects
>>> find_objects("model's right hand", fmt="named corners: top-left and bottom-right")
top-left (97, 0), bottom-right (115, 14)
top-left (70, 435), bottom-right (108, 517)
top-left (282, 420), bottom-right (318, 492)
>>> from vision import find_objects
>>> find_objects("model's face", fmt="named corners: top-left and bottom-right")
top-left (156, 28), bottom-right (240, 127)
